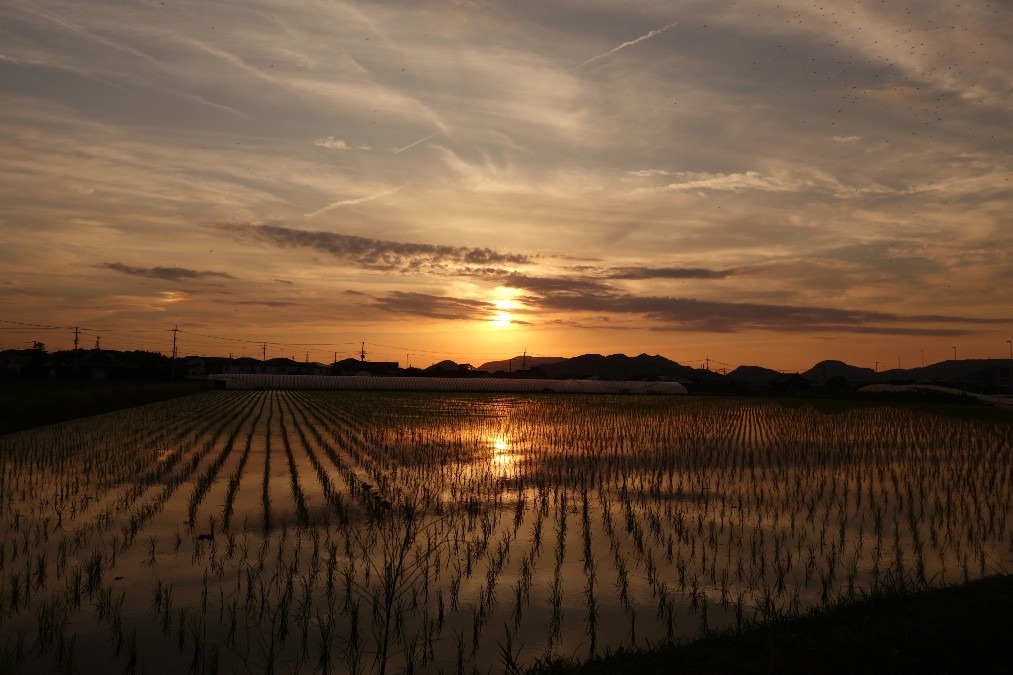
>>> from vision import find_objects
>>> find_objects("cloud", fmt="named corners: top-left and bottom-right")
top-left (528, 292), bottom-right (1003, 336)
top-left (660, 170), bottom-right (815, 193)
top-left (371, 291), bottom-right (495, 321)
top-left (97, 262), bottom-right (235, 282)
top-left (214, 299), bottom-right (302, 308)
top-left (313, 136), bottom-right (350, 150)
top-left (606, 266), bottom-right (733, 280)
top-left (313, 136), bottom-right (370, 151)
top-left (498, 272), bottom-right (614, 297)
top-left (487, 267), bottom-right (731, 298)
top-left (209, 222), bottom-right (530, 270)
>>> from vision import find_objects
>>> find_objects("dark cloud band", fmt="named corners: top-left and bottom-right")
top-left (98, 262), bottom-right (235, 281)
top-left (210, 223), bottom-right (529, 270)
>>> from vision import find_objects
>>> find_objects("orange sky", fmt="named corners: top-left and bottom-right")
top-left (1, 1), bottom-right (1010, 371)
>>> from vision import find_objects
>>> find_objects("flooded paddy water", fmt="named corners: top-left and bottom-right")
top-left (1, 390), bottom-right (1010, 673)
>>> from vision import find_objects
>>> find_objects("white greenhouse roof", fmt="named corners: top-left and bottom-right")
top-left (207, 374), bottom-right (687, 395)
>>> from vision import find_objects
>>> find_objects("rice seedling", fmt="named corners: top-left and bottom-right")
top-left (0, 390), bottom-right (1009, 673)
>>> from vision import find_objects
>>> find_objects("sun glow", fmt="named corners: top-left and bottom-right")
top-left (489, 297), bottom-right (519, 329)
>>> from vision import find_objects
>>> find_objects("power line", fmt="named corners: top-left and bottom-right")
top-left (3, 321), bottom-right (597, 366)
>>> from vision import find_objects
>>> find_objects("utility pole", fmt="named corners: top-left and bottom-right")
top-left (523, 349), bottom-right (527, 370)
top-left (1006, 339), bottom-right (1012, 396)
top-left (171, 325), bottom-right (179, 382)
top-left (360, 341), bottom-right (366, 362)
top-left (262, 342), bottom-right (267, 362)
top-left (73, 326), bottom-right (80, 351)
top-left (95, 336), bottom-right (101, 350)
top-left (705, 356), bottom-right (710, 371)
top-left (952, 346), bottom-right (957, 390)
top-left (333, 351), bottom-right (337, 364)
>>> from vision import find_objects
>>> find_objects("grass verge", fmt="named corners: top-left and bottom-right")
top-left (525, 574), bottom-right (1013, 674)
top-left (0, 378), bottom-right (206, 434)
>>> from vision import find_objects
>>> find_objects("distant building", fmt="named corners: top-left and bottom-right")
top-left (769, 372), bottom-right (814, 393)
top-left (332, 358), bottom-right (400, 376)
top-left (223, 357), bottom-right (329, 377)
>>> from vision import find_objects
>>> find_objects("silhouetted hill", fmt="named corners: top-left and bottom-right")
top-left (478, 356), bottom-right (567, 373)
top-left (805, 359), bottom-right (1011, 388)
top-left (423, 360), bottom-right (474, 375)
top-left (541, 353), bottom-right (694, 380)
top-left (727, 365), bottom-right (783, 385)
top-left (804, 360), bottom-right (875, 384)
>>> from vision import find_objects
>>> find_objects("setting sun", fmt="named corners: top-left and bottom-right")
top-left (489, 298), bottom-right (519, 329)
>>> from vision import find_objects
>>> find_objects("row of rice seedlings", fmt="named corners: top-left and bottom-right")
top-left (0, 391), bottom-right (238, 524)
top-left (0, 390), bottom-right (245, 569)
top-left (0, 392), bottom-right (266, 672)
top-left (0, 392), bottom-right (243, 607)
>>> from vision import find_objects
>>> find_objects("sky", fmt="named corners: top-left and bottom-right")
top-left (1, 0), bottom-right (1011, 372)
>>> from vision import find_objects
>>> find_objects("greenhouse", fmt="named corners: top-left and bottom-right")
top-left (207, 373), bottom-right (688, 394)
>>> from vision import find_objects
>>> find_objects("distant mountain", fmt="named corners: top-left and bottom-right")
top-left (727, 365), bottom-right (784, 385)
top-left (424, 359), bottom-right (467, 373)
top-left (540, 353), bottom-right (695, 380)
top-left (804, 360), bottom-right (876, 384)
top-left (804, 359), bottom-right (1011, 387)
top-left (477, 355), bottom-right (567, 373)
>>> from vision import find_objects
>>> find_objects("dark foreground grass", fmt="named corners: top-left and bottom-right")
top-left (767, 393), bottom-right (1012, 422)
top-left (526, 574), bottom-right (1013, 675)
top-left (0, 378), bottom-right (205, 434)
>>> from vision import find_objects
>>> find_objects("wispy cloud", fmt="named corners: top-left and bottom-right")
top-left (97, 262), bottom-right (235, 282)
top-left (660, 170), bottom-right (815, 193)
top-left (577, 20), bottom-right (679, 69)
top-left (209, 223), bottom-right (530, 270)
top-left (304, 185), bottom-right (406, 218)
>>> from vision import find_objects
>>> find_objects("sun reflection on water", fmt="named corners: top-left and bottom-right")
top-left (489, 434), bottom-right (515, 474)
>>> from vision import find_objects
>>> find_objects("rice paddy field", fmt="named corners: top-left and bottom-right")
top-left (1, 390), bottom-right (1011, 674)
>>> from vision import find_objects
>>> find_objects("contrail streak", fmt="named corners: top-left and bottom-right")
top-left (577, 21), bottom-right (679, 68)
top-left (393, 131), bottom-right (442, 154)
top-left (305, 185), bottom-right (405, 218)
